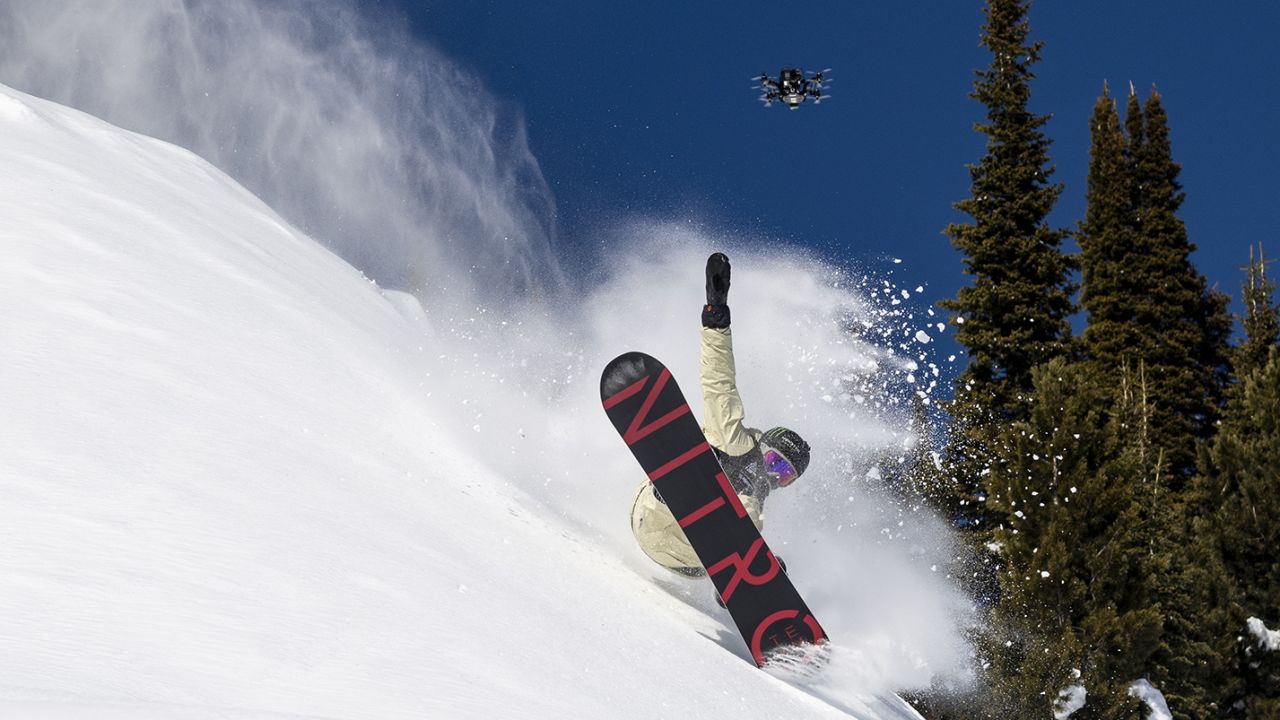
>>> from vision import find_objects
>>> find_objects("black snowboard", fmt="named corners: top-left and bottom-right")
top-left (601, 351), bottom-right (827, 667)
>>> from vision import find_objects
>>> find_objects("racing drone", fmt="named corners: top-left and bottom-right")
top-left (753, 68), bottom-right (831, 109)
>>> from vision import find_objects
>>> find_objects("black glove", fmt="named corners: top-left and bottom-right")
top-left (705, 252), bottom-right (730, 305)
top-left (702, 252), bottom-right (731, 329)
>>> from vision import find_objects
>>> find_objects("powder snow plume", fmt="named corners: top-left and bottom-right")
top-left (407, 222), bottom-right (977, 697)
top-left (0, 0), bottom-right (973, 700)
top-left (0, 0), bottom-right (563, 309)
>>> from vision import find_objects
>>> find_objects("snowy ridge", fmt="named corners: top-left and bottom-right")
top-left (0, 83), bottom-right (952, 718)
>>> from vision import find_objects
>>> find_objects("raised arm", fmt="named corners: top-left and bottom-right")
top-left (698, 253), bottom-right (757, 456)
top-left (700, 326), bottom-right (756, 455)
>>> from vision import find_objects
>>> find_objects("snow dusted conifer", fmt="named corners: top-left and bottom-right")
top-left (924, 4), bottom-right (1076, 715)
top-left (1117, 89), bottom-right (1232, 718)
top-left (1177, 247), bottom-right (1280, 716)
top-left (983, 358), bottom-right (1162, 718)
top-left (1073, 83), bottom-right (1239, 717)
top-left (941, 0), bottom-right (1075, 425)
top-left (1196, 346), bottom-right (1280, 715)
top-left (936, 0), bottom-right (1075, 601)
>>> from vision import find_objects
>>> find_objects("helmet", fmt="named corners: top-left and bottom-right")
top-left (759, 427), bottom-right (810, 485)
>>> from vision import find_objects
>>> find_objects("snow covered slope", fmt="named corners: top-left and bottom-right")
top-left (0, 83), bottom-right (958, 718)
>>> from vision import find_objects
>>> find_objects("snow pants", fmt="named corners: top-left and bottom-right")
top-left (629, 327), bottom-right (763, 573)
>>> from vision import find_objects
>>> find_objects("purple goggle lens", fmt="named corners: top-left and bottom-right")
top-left (763, 449), bottom-right (798, 487)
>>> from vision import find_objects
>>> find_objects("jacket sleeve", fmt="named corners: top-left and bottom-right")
top-left (699, 327), bottom-right (758, 457)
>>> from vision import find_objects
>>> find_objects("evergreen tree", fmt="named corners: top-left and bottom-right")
top-left (1111, 89), bottom-right (1232, 717)
top-left (1145, 453), bottom-right (1227, 718)
top-left (938, 0), bottom-right (1075, 542)
top-left (1123, 86), bottom-right (1147, 220)
top-left (1129, 88), bottom-right (1233, 480)
top-left (1196, 253), bottom-right (1280, 716)
top-left (942, 0), bottom-right (1075, 423)
top-left (1078, 85), bottom-right (1231, 482)
top-left (1236, 244), bottom-right (1279, 376)
top-left (1078, 86), bottom-right (1138, 378)
top-left (1198, 351), bottom-right (1280, 716)
top-left (982, 359), bottom-right (1162, 718)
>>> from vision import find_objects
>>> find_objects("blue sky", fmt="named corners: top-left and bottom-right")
top-left (398, 1), bottom-right (1279, 345)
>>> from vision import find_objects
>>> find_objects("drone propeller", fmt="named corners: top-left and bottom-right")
top-left (809, 67), bottom-right (833, 77)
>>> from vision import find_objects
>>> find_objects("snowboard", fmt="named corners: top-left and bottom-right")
top-left (600, 351), bottom-right (827, 667)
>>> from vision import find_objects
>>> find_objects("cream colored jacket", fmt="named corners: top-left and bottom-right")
top-left (629, 327), bottom-right (763, 571)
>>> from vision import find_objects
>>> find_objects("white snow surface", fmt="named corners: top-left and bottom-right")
top-left (0, 84), bottom-right (972, 718)
top-left (1128, 680), bottom-right (1172, 720)
top-left (1248, 617), bottom-right (1280, 652)
top-left (1052, 670), bottom-right (1086, 719)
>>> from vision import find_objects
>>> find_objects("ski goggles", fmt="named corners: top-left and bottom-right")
top-left (762, 448), bottom-right (799, 487)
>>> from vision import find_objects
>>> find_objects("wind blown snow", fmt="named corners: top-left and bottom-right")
top-left (1248, 617), bottom-right (1280, 652)
top-left (0, 0), bottom-right (563, 309)
top-left (1128, 680), bottom-right (1173, 720)
top-left (0, 2), bottom-right (971, 718)
top-left (1053, 669), bottom-right (1087, 720)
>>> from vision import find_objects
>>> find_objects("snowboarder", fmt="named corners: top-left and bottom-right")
top-left (629, 252), bottom-right (811, 577)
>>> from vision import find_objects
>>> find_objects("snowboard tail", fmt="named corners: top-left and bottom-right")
top-left (601, 351), bottom-right (826, 666)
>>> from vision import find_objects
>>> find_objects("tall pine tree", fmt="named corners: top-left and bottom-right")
top-left (1078, 85), bottom-right (1136, 379)
top-left (1131, 88), bottom-right (1233, 480)
top-left (938, 0), bottom-right (1075, 542)
top-left (1194, 249), bottom-right (1280, 716)
top-left (922, 8), bottom-right (1076, 714)
top-left (1129, 89), bottom-right (1233, 717)
top-left (1064, 82), bottom-right (1237, 717)
top-left (942, 0), bottom-right (1075, 423)
top-left (1078, 86), bottom-right (1232, 481)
